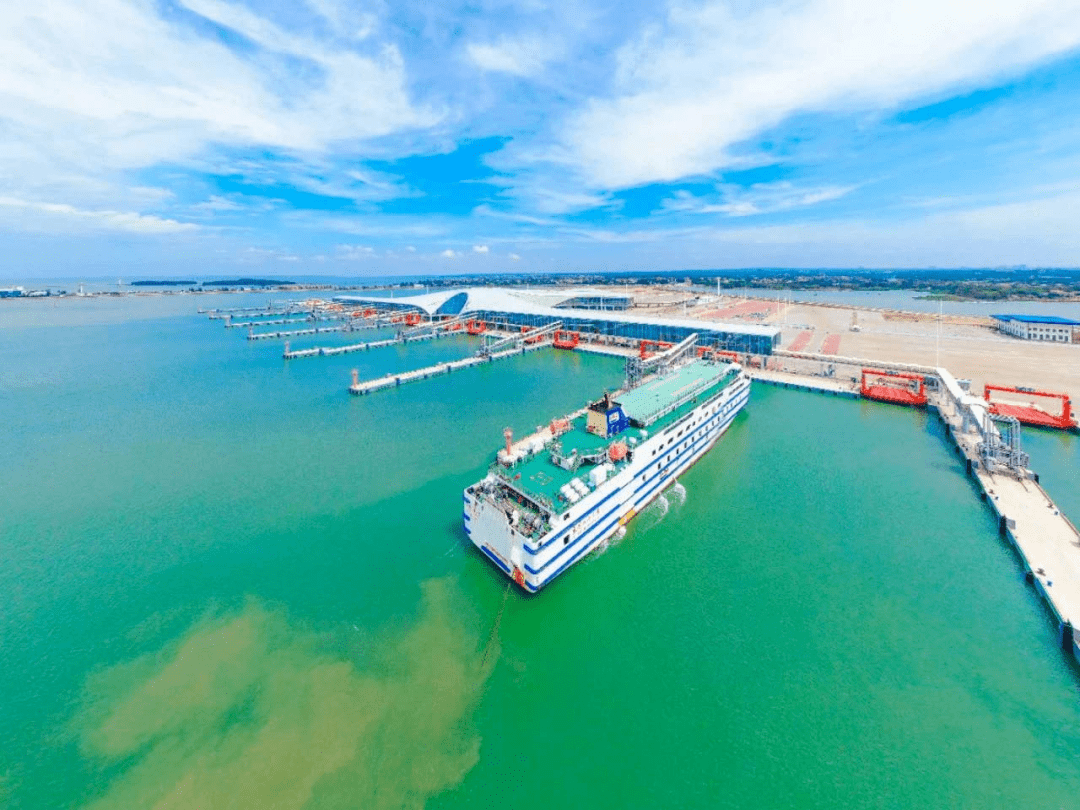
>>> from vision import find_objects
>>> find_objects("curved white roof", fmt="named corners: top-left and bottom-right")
top-left (334, 287), bottom-right (779, 338)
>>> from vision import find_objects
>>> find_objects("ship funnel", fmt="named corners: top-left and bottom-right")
top-left (503, 427), bottom-right (513, 455)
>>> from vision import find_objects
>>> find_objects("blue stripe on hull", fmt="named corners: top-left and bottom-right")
top-left (479, 544), bottom-right (511, 574)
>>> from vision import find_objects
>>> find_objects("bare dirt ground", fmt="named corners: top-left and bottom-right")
top-left (627, 288), bottom-right (1080, 404)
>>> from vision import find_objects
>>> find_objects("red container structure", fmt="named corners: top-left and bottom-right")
top-left (552, 330), bottom-right (580, 350)
top-left (639, 339), bottom-right (673, 359)
top-left (860, 369), bottom-right (927, 408)
top-left (466, 319), bottom-right (487, 335)
top-left (984, 385), bottom-right (1077, 430)
top-left (696, 346), bottom-right (741, 363)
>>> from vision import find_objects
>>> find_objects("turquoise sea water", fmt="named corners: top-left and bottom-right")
top-left (2, 297), bottom-right (1080, 809)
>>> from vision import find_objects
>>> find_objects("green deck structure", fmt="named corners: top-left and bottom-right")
top-left (618, 360), bottom-right (731, 424)
top-left (491, 361), bottom-right (739, 518)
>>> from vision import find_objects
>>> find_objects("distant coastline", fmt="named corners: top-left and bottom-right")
top-left (4, 268), bottom-right (1080, 306)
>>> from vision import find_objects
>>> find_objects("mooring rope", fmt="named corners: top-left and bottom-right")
top-left (481, 580), bottom-right (512, 667)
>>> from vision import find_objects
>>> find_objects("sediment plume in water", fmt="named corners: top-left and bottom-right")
top-left (70, 578), bottom-right (494, 810)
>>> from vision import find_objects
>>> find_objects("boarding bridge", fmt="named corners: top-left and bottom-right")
top-left (934, 367), bottom-right (1029, 477)
top-left (400, 314), bottom-right (469, 340)
top-left (978, 413), bottom-right (1030, 475)
top-left (479, 321), bottom-right (562, 357)
top-left (624, 333), bottom-right (698, 387)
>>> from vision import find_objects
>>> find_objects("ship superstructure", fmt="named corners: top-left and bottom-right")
top-left (463, 336), bottom-right (751, 591)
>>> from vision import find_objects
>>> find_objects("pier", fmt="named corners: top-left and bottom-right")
top-left (349, 341), bottom-right (548, 394)
top-left (929, 370), bottom-right (1080, 662)
top-left (246, 319), bottom-right (397, 341)
top-left (283, 316), bottom-right (472, 359)
top-left (749, 369), bottom-right (859, 398)
top-left (247, 324), bottom-right (354, 341)
top-left (283, 329), bottom-right (465, 359)
top-left (204, 304), bottom-right (308, 319)
top-left (226, 316), bottom-right (310, 329)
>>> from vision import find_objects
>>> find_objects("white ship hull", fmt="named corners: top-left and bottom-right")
top-left (464, 371), bottom-right (751, 592)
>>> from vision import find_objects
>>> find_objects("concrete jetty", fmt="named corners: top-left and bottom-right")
top-left (247, 323), bottom-right (364, 341)
top-left (206, 305), bottom-right (302, 319)
top-left (283, 324), bottom-right (468, 359)
top-left (928, 369), bottom-right (1080, 662)
top-left (750, 369), bottom-right (859, 398)
top-left (284, 339), bottom-right (398, 359)
top-left (349, 342), bottom-right (548, 395)
top-left (575, 342), bottom-right (636, 358)
top-left (226, 317), bottom-right (310, 329)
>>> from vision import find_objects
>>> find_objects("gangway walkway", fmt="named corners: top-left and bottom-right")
top-left (401, 314), bottom-right (470, 339)
top-left (479, 321), bottom-right (562, 356)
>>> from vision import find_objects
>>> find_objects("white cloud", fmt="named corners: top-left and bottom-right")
top-left (496, 186), bottom-right (615, 215)
top-left (336, 244), bottom-right (376, 259)
top-left (0, 0), bottom-right (436, 205)
top-left (472, 244), bottom-right (489, 253)
top-left (189, 195), bottom-right (244, 213)
top-left (440, 248), bottom-right (457, 257)
top-left (555, 186), bottom-right (1080, 265)
top-left (467, 37), bottom-right (558, 77)
top-left (564, 0), bottom-right (1080, 187)
top-left (289, 213), bottom-right (447, 238)
top-left (305, 0), bottom-right (376, 40)
top-left (508, 253), bottom-right (521, 260)
top-left (472, 204), bottom-right (562, 227)
top-left (661, 182), bottom-right (856, 216)
top-left (240, 246), bottom-right (301, 262)
top-left (0, 195), bottom-right (196, 233)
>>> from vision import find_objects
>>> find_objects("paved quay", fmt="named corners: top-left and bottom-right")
top-left (930, 369), bottom-right (1080, 660)
top-left (749, 369), bottom-right (859, 397)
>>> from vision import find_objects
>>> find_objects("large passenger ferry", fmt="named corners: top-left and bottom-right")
top-left (463, 337), bottom-right (751, 591)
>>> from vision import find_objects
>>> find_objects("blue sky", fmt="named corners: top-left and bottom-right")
top-left (3, 0), bottom-right (1080, 277)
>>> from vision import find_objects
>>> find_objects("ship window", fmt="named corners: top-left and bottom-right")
top-left (564, 537), bottom-right (569, 545)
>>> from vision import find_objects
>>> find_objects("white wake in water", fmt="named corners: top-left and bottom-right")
top-left (590, 526), bottom-right (627, 558)
top-left (655, 493), bottom-right (670, 518)
top-left (669, 481), bottom-right (687, 506)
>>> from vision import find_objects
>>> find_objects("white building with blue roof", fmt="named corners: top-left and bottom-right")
top-left (992, 314), bottom-right (1080, 343)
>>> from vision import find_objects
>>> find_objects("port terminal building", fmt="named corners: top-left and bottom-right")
top-left (992, 314), bottom-right (1080, 343)
top-left (335, 288), bottom-right (780, 354)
